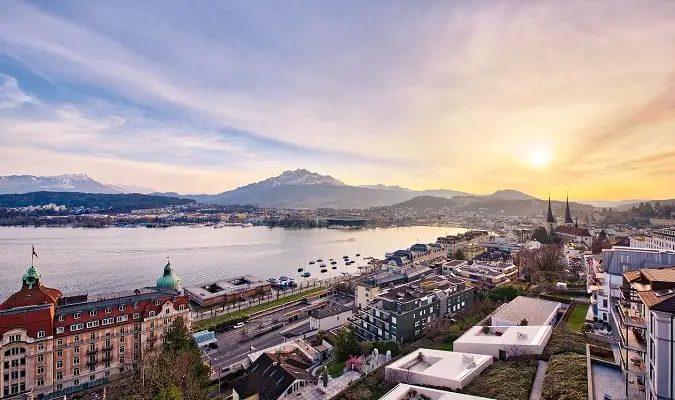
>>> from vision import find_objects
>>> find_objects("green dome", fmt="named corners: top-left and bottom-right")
top-left (22, 265), bottom-right (41, 289)
top-left (156, 261), bottom-right (181, 290)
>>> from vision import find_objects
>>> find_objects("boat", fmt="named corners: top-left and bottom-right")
top-left (297, 268), bottom-right (304, 273)
top-left (320, 263), bottom-right (326, 268)
top-left (302, 272), bottom-right (311, 278)
top-left (331, 266), bottom-right (337, 270)
top-left (321, 269), bottom-right (327, 273)
top-left (343, 255), bottom-right (349, 259)
top-left (317, 259), bottom-right (323, 262)
top-left (330, 261), bottom-right (337, 265)
top-left (309, 261), bottom-right (315, 265)
top-left (356, 253), bottom-right (361, 257)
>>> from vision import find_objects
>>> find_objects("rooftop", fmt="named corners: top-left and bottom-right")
top-left (386, 349), bottom-right (492, 385)
top-left (380, 384), bottom-right (494, 400)
top-left (492, 296), bottom-right (561, 325)
top-left (624, 267), bottom-right (675, 312)
top-left (454, 325), bottom-right (552, 347)
top-left (184, 275), bottom-right (268, 300)
top-left (309, 302), bottom-right (353, 319)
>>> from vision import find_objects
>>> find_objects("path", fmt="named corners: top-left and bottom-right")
top-left (529, 360), bottom-right (549, 400)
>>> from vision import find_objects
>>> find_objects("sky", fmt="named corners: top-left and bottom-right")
top-left (1, 1), bottom-right (675, 200)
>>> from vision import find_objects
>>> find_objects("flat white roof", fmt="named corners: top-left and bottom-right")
top-left (492, 296), bottom-right (560, 325)
top-left (455, 325), bottom-right (552, 347)
top-left (386, 348), bottom-right (492, 382)
top-left (379, 384), bottom-right (493, 400)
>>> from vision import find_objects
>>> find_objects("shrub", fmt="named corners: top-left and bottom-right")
top-left (463, 359), bottom-right (538, 400)
top-left (541, 353), bottom-right (587, 400)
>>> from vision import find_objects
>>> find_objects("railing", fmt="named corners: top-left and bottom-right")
top-left (85, 348), bottom-right (98, 355)
top-left (617, 304), bottom-right (647, 327)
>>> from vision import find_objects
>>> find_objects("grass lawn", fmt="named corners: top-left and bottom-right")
top-left (326, 360), bottom-right (346, 377)
top-left (192, 287), bottom-right (326, 331)
top-left (462, 359), bottom-right (538, 400)
top-left (541, 353), bottom-right (588, 400)
top-left (566, 303), bottom-right (590, 332)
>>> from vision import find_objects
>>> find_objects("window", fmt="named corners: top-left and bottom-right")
top-left (56, 372), bottom-right (63, 380)
top-left (74, 357), bottom-right (80, 365)
top-left (119, 327), bottom-right (124, 335)
top-left (89, 310), bottom-right (98, 317)
top-left (57, 350), bottom-right (62, 357)
top-left (164, 318), bottom-right (170, 325)
top-left (116, 315), bottom-right (128, 323)
top-left (90, 333), bottom-right (96, 340)
top-left (74, 312), bottom-right (82, 319)
top-left (119, 356), bottom-right (125, 363)
top-left (178, 304), bottom-right (184, 312)
top-left (154, 300), bottom-right (161, 306)
top-left (118, 305), bottom-right (126, 311)
top-left (37, 355), bottom-right (43, 363)
top-left (165, 308), bottom-right (170, 315)
top-left (133, 313), bottom-right (140, 320)
top-left (603, 299), bottom-right (608, 308)
top-left (56, 361), bottom-right (63, 369)
top-left (70, 323), bottom-right (84, 332)
top-left (105, 371), bottom-right (110, 377)
top-left (149, 311), bottom-right (155, 317)
top-left (37, 378), bottom-right (44, 386)
top-left (104, 307), bottom-right (112, 314)
top-left (37, 343), bottom-right (44, 352)
top-left (58, 315), bottom-right (65, 322)
top-left (102, 318), bottom-right (114, 326)
top-left (74, 379), bottom-right (80, 386)
top-left (37, 330), bottom-right (45, 338)
top-left (74, 367), bottom-right (80, 376)
top-left (10, 371), bottom-right (18, 379)
top-left (9, 334), bottom-right (21, 342)
top-left (74, 346), bottom-right (79, 353)
top-left (57, 338), bottom-right (64, 345)
top-left (56, 327), bottom-right (64, 334)
top-left (86, 321), bottom-right (99, 329)
top-left (119, 346), bottom-right (125, 354)
top-left (89, 343), bottom-right (95, 351)
top-left (133, 302), bottom-right (139, 309)
top-left (37, 366), bottom-right (44, 375)
top-left (89, 374), bottom-right (96, 382)
top-left (150, 321), bottom-right (155, 328)
top-left (56, 383), bottom-right (62, 390)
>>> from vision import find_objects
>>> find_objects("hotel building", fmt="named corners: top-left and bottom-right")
top-left (0, 261), bottom-right (189, 399)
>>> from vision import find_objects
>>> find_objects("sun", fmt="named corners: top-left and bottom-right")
top-left (528, 149), bottom-right (552, 168)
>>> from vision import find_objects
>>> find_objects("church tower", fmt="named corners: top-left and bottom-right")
top-left (564, 194), bottom-right (574, 226)
top-left (545, 195), bottom-right (557, 235)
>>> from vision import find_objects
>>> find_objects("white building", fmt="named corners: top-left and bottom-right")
top-left (491, 296), bottom-right (561, 327)
top-left (308, 302), bottom-right (353, 331)
top-left (384, 349), bottom-right (492, 390)
top-left (379, 384), bottom-right (494, 400)
top-left (629, 229), bottom-right (675, 251)
top-left (453, 325), bottom-right (552, 360)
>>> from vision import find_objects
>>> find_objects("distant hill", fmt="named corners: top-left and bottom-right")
top-left (485, 190), bottom-right (537, 201)
top-left (0, 192), bottom-right (195, 212)
top-left (0, 174), bottom-right (122, 194)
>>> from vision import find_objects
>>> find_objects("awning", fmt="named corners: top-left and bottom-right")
top-left (192, 330), bottom-right (217, 347)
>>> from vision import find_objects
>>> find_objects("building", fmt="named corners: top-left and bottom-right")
top-left (490, 296), bottom-right (561, 327)
top-left (356, 284), bottom-right (379, 310)
top-left (555, 225), bottom-right (593, 247)
top-left (308, 302), bottom-right (353, 332)
top-left (436, 231), bottom-right (490, 256)
top-left (462, 244), bottom-right (486, 261)
top-left (379, 384), bottom-right (494, 400)
top-left (598, 247), bottom-right (675, 324)
top-left (630, 229), bottom-right (675, 251)
top-left (545, 196), bottom-right (557, 235)
top-left (441, 260), bottom-right (469, 276)
top-left (184, 275), bottom-right (271, 307)
top-left (616, 267), bottom-right (675, 399)
top-left (349, 276), bottom-right (474, 343)
top-left (0, 261), bottom-right (190, 400)
top-left (453, 325), bottom-right (552, 360)
top-left (451, 265), bottom-right (510, 292)
top-left (232, 346), bottom-right (317, 400)
top-left (384, 349), bottom-right (492, 391)
top-left (356, 265), bottom-right (434, 309)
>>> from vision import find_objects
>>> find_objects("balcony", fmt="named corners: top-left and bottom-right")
top-left (85, 359), bottom-right (97, 367)
top-left (102, 345), bottom-right (113, 352)
top-left (85, 348), bottom-right (98, 355)
top-left (102, 356), bottom-right (113, 363)
top-left (621, 349), bottom-right (647, 375)
top-left (617, 303), bottom-right (647, 328)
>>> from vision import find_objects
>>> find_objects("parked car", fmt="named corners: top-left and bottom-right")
top-left (233, 322), bottom-right (245, 329)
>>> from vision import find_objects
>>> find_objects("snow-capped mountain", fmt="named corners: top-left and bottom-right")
top-left (0, 174), bottom-right (121, 194)
top-left (107, 183), bottom-right (156, 194)
top-left (239, 169), bottom-right (346, 190)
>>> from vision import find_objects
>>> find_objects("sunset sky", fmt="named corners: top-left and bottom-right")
top-left (1, 1), bottom-right (674, 200)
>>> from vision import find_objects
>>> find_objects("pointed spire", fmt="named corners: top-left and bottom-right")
top-left (546, 194), bottom-right (556, 223)
top-left (564, 193), bottom-right (573, 225)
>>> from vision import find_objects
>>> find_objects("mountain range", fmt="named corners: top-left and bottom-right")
top-left (0, 170), bottom-right (568, 209)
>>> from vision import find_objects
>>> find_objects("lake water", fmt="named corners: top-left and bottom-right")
top-left (0, 225), bottom-right (465, 300)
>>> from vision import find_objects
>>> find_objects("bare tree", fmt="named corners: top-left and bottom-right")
top-left (522, 245), bottom-right (566, 283)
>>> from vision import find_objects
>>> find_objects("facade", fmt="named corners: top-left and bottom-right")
top-left (441, 260), bottom-right (469, 276)
top-left (349, 276), bottom-right (474, 343)
top-left (452, 265), bottom-right (510, 292)
top-left (0, 262), bottom-right (190, 400)
top-left (453, 325), bottom-right (552, 360)
top-left (491, 296), bottom-right (561, 327)
top-left (183, 275), bottom-right (271, 307)
top-left (617, 267), bottom-right (675, 399)
top-left (356, 285), bottom-right (379, 309)
top-left (630, 229), bottom-right (675, 251)
top-left (385, 349), bottom-right (492, 391)
top-left (436, 231), bottom-right (490, 257)
top-left (308, 302), bottom-right (353, 332)
top-left (462, 244), bottom-right (486, 261)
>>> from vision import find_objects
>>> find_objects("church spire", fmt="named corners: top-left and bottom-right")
top-left (546, 195), bottom-right (556, 224)
top-left (564, 193), bottom-right (573, 225)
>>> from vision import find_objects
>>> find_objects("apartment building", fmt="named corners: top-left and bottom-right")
top-left (450, 261), bottom-right (517, 292)
top-left (617, 267), bottom-right (675, 400)
top-left (436, 231), bottom-right (489, 256)
top-left (630, 229), bottom-right (675, 252)
top-left (0, 262), bottom-right (189, 399)
top-left (349, 276), bottom-right (474, 343)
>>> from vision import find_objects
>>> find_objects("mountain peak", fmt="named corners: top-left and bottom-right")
top-left (256, 169), bottom-right (345, 188)
top-left (487, 189), bottom-right (537, 200)
top-left (0, 174), bottom-right (120, 194)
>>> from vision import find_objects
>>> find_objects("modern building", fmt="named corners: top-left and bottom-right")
top-left (0, 261), bottom-right (190, 400)
top-left (349, 276), bottom-right (474, 343)
top-left (379, 384), bottom-right (494, 400)
top-left (384, 349), bottom-right (492, 390)
top-left (629, 229), bottom-right (675, 251)
top-left (436, 231), bottom-right (490, 256)
top-left (490, 296), bottom-right (561, 327)
top-left (356, 266), bottom-right (434, 309)
top-left (453, 325), bottom-right (553, 360)
top-left (616, 267), bottom-right (675, 399)
top-left (184, 275), bottom-right (271, 307)
top-left (462, 244), bottom-right (486, 261)
top-left (440, 260), bottom-right (469, 276)
top-left (451, 265), bottom-right (510, 292)
top-left (308, 302), bottom-right (353, 332)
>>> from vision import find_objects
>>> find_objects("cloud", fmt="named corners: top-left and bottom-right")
top-left (0, 73), bottom-right (36, 109)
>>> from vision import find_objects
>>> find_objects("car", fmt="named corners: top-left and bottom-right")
top-left (233, 322), bottom-right (245, 329)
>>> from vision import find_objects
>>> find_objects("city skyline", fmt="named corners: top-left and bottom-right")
top-left (1, 1), bottom-right (675, 200)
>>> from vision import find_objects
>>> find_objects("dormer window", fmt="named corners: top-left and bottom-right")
top-left (148, 311), bottom-right (155, 317)
top-left (73, 312), bottom-right (82, 319)
top-left (104, 307), bottom-right (112, 314)
top-left (118, 305), bottom-right (126, 312)
top-left (89, 310), bottom-right (98, 317)
top-left (57, 315), bottom-right (65, 322)
top-left (154, 300), bottom-right (161, 306)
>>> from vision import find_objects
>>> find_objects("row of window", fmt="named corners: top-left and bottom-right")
top-left (66, 315), bottom-right (133, 333)
top-left (57, 300), bottom-right (171, 322)
top-left (3, 358), bottom-right (26, 369)
top-left (3, 369), bottom-right (25, 380)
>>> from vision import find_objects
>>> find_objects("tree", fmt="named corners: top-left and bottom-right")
top-left (333, 327), bottom-right (360, 361)
top-left (522, 245), bottom-right (566, 283)
top-left (454, 249), bottom-right (465, 260)
top-left (519, 318), bottom-right (529, 326)
top-left (163, 317), bottom-right (192, 353)
top-left (487, 284), bottom-right (523, 303)
top-left (154, 384), bottom-right (183, 400)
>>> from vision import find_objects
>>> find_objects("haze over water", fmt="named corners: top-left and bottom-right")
top-left (0, 225), bottom-right (465, 301)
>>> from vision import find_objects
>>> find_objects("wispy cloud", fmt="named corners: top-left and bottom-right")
top-left (1, 0), bottom-right (675, 198)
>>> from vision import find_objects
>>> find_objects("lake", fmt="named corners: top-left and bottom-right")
top-left (0, 225), bottom-right (466, 300)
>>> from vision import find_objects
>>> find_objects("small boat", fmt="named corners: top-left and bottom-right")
top-left (330, 261), bottom-right (337, 265)
top-left (320, 263), bottom-right (326, 268)
top-left (302, 272), bottom-right (311, 278)
top-left (321, 269), bottom-right (327, 273)
top-left (317, 259), bottom-right (323, 262)
top-left (297, 268), bottom-right (304, 273)
top-left (331, 266), bottom-right (337, 270)
top-left (309, 261), bottom-right (315, 265)
top-left (356, 253), bottom-right (361, 257)
top-left (343, 255), bottom-right (349, 259)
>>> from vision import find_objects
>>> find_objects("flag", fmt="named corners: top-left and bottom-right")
top-left (32, 245), bottom-right (38, 258)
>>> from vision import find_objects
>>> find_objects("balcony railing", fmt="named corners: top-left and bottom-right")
top-left (85, 359), bottom-right (97, 367)
top-left (85, 348), bottom-right (98, 355)
top-left (617, 304), bottom-right (647, 328)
